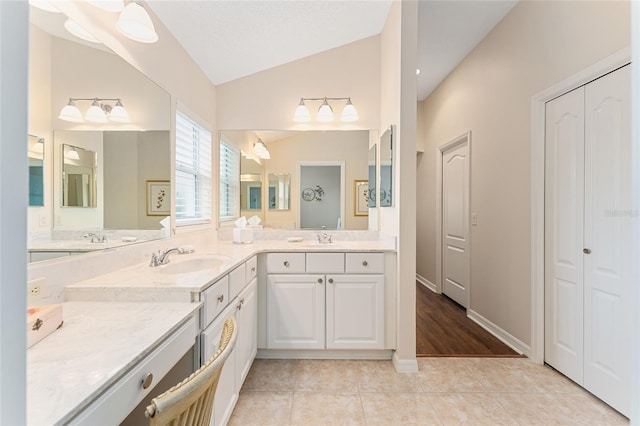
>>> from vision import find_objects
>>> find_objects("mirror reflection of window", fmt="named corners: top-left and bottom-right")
top-left (28, 135), bottom-right (45, 207)
top-left (62, 144), bottom-right (97, 208)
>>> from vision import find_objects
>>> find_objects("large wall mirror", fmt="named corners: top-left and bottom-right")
top-left (28, 6), bottom-right (171, 262)
top-left (220, 130), bottom-right (376, 230)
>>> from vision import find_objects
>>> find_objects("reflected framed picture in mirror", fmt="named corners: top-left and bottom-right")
top-left (146, 180), bottom-right (170, 216)
top-left (354, 180), bottom-right (369, 216)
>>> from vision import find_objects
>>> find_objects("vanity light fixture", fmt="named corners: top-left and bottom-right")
top-left (253, 139), bottom-right (271, 160)
top-left (293, 97), bottom-right (359, 123)
top-left (31, 138), bottom-right (45, 154)
top-left (64, 18), bottom-right (102, 44)
top-left (116, 1), bottom-right (159, 44)
top-left (58, 98), bottom-right (131, 124)
top-left (65, 147), bottom-right (80, 161)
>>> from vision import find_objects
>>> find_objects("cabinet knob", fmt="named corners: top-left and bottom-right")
top-left (284, 261), bottom-right (290, 267)
top-left (237, 302), bottom-right (242, 310)
top-left (328, 278), bottom-right (334, 284)
top-left (318, 278), bottom-right (323, 284)
top-left (251, 267), bottom-right (256, 273)
top-left (142, 373), bottom-right (153, 390)
top-left (217, 294), bottom-right (224, 303)
top-left (583, 248), bottom-right (592, 254)
top-left (240, 298), bottom-right (245, 305)
top-left (362, 260), bottom-right (368, 267)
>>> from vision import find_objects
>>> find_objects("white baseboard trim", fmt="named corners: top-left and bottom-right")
top-left (416, 274), bottom-right (437, 293)
top-left (467, 309), bottom-right (531, 357)
top-left (257, 349), bottom-right (393, 360)
top-left (392, 352), bottom-right (419, 373)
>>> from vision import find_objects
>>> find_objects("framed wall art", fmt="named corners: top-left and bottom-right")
top-left (146, 180), bottom-right (170, 216)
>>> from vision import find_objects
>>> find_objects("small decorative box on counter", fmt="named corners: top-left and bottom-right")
top-left (27, 304), bottom-right (63, 348)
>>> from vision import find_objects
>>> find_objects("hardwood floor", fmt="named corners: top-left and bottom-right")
top-left (416, 282), bottom-right (522, 357)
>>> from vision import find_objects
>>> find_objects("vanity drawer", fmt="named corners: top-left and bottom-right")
top-left (203, 276), bottom-right (229, 327)
top-left (266, 253), bottom-right (305, 273)
top-left (345, 253), bottom-right (384, 274)
top-left (68, 317), bottom-right (196, 425)
top-left (245, 256), bottom-right (257, 282)
top-left (306, 253), bottom-right (344, 273)
top-left (229, 263), bottom-right (246, 300)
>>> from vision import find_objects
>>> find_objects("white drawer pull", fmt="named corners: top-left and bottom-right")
top-left (284, 261), bottom-right (290, 267)
top-left (362, 261), bottom-right (368, 267)
top-left (142, 373), bottom-right (153, 390)
top-left (217, 294), bottom-right (224, 303)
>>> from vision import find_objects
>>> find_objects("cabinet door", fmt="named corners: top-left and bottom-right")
top-left (201, 304), bottom-right (237, 426)
top-left (326, 274), bottom-right (384, 349)
top-left (267, 274), bottom-right (325, 349)
top-left (236, 278), bottom-right (257, 386)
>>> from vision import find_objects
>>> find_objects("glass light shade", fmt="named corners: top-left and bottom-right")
top-left (29, 0), bottom-right (60, 13)
top-left (340, 99), bottom-right (359, 122)
top-left (87, 0), bottom-right (124, 12)
top-left (65, 148), bottom-right (80, 160)
top-left (316, 100), bottom-right (334, 122)
top-left (85, 101), bottom-right (108, 123)
top-left (116, 2), bottom-right (159, 43)
top-left (31, 140), bottom-right (44, 153)
top-left (58, 101), bottom-right (84, 123)
top-left (108, 101), bottom-right (130, 122)
top-left (293, 99), bottom-right (311, 122)
top-left (253, 140), bottom-right (271, 159)
top-left (64, 19), bottom-right (101, 44)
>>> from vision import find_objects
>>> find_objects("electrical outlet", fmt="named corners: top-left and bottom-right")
top-left (55, 216), bottom-right (62, 226)
top-left (28, 278), bottom-right (47, 305)
top-left (471, 212), bottom-right (478, 226)
top-left (39, 215), bottom-right (47, 227)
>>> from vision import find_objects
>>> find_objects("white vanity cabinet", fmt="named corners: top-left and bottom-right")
top-left (265, 252), bottom-right (385, 351)
top-left (200, 256), bottom-right (258, 426)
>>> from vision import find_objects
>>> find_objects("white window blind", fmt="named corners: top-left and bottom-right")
top-left (175, 110), bottom-right (212, 225)
top-left (219, 141), bottom-right (240, 222)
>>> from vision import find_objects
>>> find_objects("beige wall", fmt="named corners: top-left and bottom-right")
top-left (417, 1), bottom-right (630, 347)
top-left (216, 36), bottom-right (380, 131)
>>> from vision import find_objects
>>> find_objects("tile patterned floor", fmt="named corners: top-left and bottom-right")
top-left (228, 357), bottom-right (628, 425)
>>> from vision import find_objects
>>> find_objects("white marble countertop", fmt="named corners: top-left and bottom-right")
top-left (27, 301), bottom-right (200, 426)
top-left (65, 239), bottom-right (396, 300)
top-left (28, 239), bottom-right (137, 252)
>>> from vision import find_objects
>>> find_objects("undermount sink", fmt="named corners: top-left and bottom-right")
top-left (153, 255), bottom-right (230, 274)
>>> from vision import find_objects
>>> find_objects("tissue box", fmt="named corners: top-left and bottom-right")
top-left (27, 304), bottom-right (63, 348)
top-left (233, 227), bottom-right (254, 244)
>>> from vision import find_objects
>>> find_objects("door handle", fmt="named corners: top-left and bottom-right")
top-left (583, 248), bottom-right (591, 254)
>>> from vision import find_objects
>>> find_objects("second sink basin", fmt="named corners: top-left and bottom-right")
top-left (154, 255), bottom-right (230, 274)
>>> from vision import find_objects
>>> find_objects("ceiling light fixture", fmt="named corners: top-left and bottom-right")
top-left (116, 1), bottom-right (159, 43)
top-left (64, 18), bottom-right (102, 44)
top-left (293, 97), bottom-right (359, 123)
top-left (58, 98), bottom-right (131, 123)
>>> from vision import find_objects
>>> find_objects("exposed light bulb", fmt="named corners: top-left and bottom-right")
top-left (416, 68), bottom-right (421, 75)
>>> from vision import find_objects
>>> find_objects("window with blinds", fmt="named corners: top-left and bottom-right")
top-left (175, 110), bottom-right (212, 225)
top-left (219, 141), bottom-right (240, 222)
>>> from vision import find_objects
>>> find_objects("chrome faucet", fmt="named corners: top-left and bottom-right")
top-left (149, 247), bottom-right (195, 267)
top-left (317, 226), bottom-right (333, 244)
top-left (83, 232), bottom-right (107, 243)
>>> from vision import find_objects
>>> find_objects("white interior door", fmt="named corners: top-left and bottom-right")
top-left (583, 65), bottom-right (631, 416)
top-left (441, 139), bottom-right (470, 307)
top-left (544, 86), bottom-right (585, 385)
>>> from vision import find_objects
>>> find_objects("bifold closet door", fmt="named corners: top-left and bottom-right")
top-left (544, 85), bottom-right (585, 386)
top-left (583, 65), bottom-right (631, 416)
top-left (545, 64), bottom-right (631, 416)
